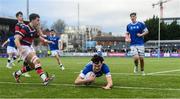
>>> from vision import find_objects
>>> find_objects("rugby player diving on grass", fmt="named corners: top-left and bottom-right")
top-left (74, 55), bottom-right (113, 90)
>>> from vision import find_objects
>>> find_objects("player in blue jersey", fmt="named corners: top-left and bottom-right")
top-left (2, 36), bottom-right (17, 68)
top-left (125, 12), bottom-right (149, 75)
top-left (74, 55), bottom-right (113, 90)
top-left (45, 29), bottom-right (65, 70)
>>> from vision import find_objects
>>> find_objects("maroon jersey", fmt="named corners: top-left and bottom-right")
top-left (15, 22), bottom-right (26, 33)
top-left (15, 24), bottom-right (39, 46)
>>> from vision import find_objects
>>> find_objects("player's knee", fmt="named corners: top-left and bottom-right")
top-left (55, 55), bottom-right (59, 59)
top-left (36, 59), bottom-right (40, 64)
top-left (134, 55), bottom-right (139, 60)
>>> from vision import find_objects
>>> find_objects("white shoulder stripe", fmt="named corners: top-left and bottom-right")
top-left (15, 31), bottom-right (25, 36)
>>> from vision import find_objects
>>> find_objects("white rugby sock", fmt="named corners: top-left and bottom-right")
top-left (40, 73), bottom-right (47, 81)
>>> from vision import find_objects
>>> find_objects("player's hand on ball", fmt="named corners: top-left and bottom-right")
top-left (137, 33), bottom-right (143, 37)
top-left (87, 75), bottom-right (95, 82)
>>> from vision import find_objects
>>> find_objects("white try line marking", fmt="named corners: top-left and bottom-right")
top-left (147, 69), bottom-right (180, 75)
top-left (74, 72), bottom-right (180, 76)
top-left (0, 81), bottom-right (180, 91)
top-left (114, 86), bottom-right (180, 91)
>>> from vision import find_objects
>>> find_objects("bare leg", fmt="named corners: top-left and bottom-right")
top-left (54, 54), bottom-right (64, 70)
top-left (133, 55), bottom-right (139, 73)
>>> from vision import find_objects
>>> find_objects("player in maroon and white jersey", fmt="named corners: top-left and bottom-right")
top-left (13, 13), bottom-right (55, 86)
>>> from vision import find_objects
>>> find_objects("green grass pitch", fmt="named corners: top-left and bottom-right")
top-left (1, 57), bottom-right (180, 98)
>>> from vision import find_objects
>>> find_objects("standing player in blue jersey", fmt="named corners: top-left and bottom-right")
top-left (2, 36), bottom-right (17, 68)
top-left (74, 55), bottom-right (113, 90)
top-left (45, 29), bottom-right (65, 70)
top-left (125, 12), bottom-right (149, 75)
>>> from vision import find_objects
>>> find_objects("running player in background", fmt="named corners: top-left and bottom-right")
top-left (125, 12), bottom-right (149, 75)
top-left (45, 29), bottom-right (65, 70)
top-left (2, 36), bottom-right (17, 68)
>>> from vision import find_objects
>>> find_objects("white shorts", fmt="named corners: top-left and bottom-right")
top-left (7, 46), bottom-right (17, 54)
top-left (51, 50), bottom-right (61, 56)
top-left (31, 45), bottom-right (35, 52)
top-left (18, 46), bottom-right (35, 61)
top-left (130, 45), bottom-right (144, 57)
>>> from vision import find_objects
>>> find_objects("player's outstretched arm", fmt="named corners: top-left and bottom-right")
top-left (74, 76), bottom-right (86, 85)
top-left (102, 76), bottom-right (113, 90)
top-left (39, 36), bottom-right (54, 44)
top-left (39, 29), bottom-right (47, 38)
top-left (1, 40), bottom-right (9, 47)
top-left (35, 24), bottom-right (47, 38)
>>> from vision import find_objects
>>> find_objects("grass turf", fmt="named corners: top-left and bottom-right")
top-left (0, 57), bottom-right (180, 98)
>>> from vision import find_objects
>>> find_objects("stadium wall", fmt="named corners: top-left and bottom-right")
top-left (1, 52), bottom-right (180, 58)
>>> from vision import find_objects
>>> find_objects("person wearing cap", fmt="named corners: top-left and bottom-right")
top-left (74, 55), bottom-right (113, 90)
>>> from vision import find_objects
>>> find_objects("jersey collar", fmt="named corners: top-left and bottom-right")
top-left (131, 21), bottom-right (138, 25)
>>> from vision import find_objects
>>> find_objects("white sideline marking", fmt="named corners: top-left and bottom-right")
top-left (0, 81), bottom-right (180, 91)
top-left (147, 69), bottom-right (180, 75)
